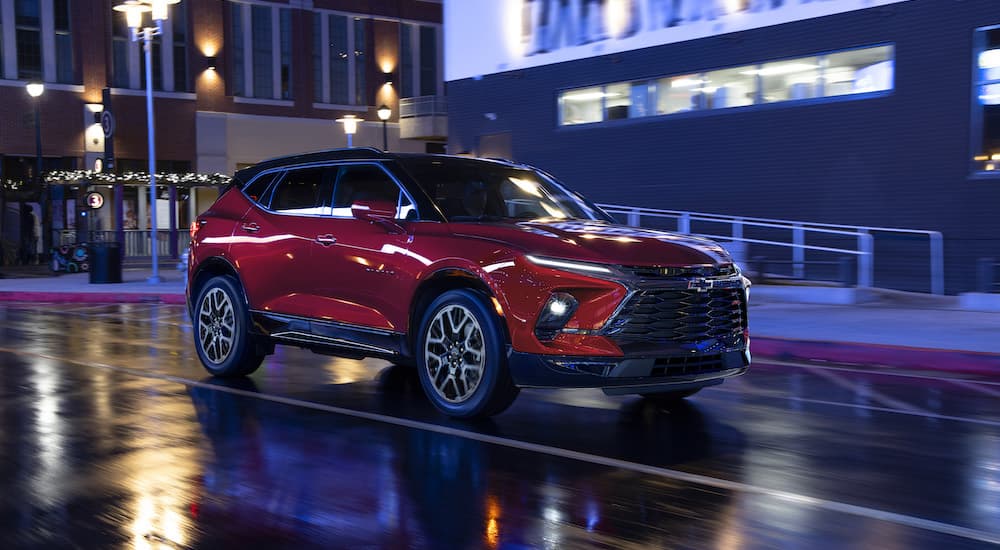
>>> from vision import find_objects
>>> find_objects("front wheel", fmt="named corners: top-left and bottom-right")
top-left (193, 275), bottom-right (264, 377)
top-left (416, 289), bottom-right (519, 418)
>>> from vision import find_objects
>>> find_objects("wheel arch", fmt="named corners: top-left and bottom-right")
top-left (189, 256), bottom-right (249, 319)
top-left (407, 268), bottom-right (510, 356)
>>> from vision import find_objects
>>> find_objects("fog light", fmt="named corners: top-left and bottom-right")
top-left (535, 292), bottom-right (579, 340)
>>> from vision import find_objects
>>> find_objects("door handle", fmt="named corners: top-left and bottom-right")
top-left (315, 234), bottom-right (337, 246)
top-left (241, 223), bottom-right (260, 233)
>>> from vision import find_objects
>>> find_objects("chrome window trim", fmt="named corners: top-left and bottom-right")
top-left (240, 160), bottom-right (422, 221)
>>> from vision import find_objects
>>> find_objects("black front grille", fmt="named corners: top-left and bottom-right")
top-left (604, 288), bottom-right (745, 343)
top-left (651, 354), bottom-right (725, 376)
top-left (621, 264), bottom-right (736, 280)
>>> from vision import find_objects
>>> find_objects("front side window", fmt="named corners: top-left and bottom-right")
top-left (974, 26), bottom-right (1000, 173)
top-left (332, 164), bottom-right (415, 219)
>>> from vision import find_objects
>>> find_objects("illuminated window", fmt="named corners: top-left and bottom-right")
top-left (973, 25), bottom-right (1000, 174)
top-left (559, 86), bottom-right (604, 125)
top-left (824, 46), bottom-right (894, 97)
top-left (558, 44), bottom-right (894, 126)
top-left (656, 74), bottom-right (704, 114)
top-left (705, 66), bottom-right (757, 108)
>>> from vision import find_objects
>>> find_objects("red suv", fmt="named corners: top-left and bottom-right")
top-left (188, 149), bottom-right (750, 418)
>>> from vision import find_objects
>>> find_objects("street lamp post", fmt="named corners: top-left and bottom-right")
top-left (114, 0), bottom-right (179, 284)
top-left (337, 115), bottom-right (359, 148)
top-left (26, 81), bottom-right (45, 263)
top-left (377, 104), bottom-right (391, 151)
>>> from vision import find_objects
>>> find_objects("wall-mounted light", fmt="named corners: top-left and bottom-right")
top-left (86, 103), bottom-right (104, 123)
top-left (206, 56), bottom-right (218, 71)
top-left (383, 72), bottom-right (393, 86)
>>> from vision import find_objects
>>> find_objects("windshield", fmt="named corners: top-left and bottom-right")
top-left (398, 158), bottom-right (612, 222)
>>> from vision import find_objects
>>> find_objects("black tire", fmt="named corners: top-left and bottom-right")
top-left (641, 388), bottom-right (702, 405)
top-left (415, 289), bottom-right (519, 418)
top-left (193, 275), bottom-right (265, 377)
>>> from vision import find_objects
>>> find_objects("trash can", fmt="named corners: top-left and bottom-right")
top-left (89, 242), bottom-right (122, 284)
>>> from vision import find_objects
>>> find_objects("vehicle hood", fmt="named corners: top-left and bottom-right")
top-left (450, 219), bottom-right (734, 266)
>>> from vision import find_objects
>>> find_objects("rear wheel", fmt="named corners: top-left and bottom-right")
top-left (416, 289), bottom-right (519, 418)
top-left (193, 276), bottom-right (265, 377)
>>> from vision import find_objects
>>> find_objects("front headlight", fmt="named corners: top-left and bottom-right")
top-left (535, 292), bottom-right (579, 340)
top-left (524, 255), bottom-right (622, 278)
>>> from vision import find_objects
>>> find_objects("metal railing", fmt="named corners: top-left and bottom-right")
top-left (399, 95), bottom-right (447, 118)
top-left (977, 258), bottom-right (1000, 293)
top-left (59, 230), bottom-right (189, 258)
top-left (598, 204), bottom-right (944, 295)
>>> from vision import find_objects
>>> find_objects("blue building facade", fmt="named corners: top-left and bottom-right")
top-left (446, 0), bottom-right (1000, 293)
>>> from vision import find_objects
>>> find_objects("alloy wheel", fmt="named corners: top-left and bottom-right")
top-left (424, 304), bottom-right (486, 403)
top-left (199, 287), bottom-right (236, 364)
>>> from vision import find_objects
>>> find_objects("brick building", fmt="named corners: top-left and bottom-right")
top-left (0, 0), bottom-right (445, 262)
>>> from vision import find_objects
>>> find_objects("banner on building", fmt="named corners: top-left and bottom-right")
top-left (446, 0), bottom-right (913, 81)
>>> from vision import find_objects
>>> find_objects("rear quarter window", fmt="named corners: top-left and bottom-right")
top-left (242, 172), bottom-right (281, 206)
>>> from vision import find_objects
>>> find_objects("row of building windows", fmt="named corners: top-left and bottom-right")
top-left (558, 45), bottom-right (895, 126)
top-left (0, 0), bottom-right (75, 83)
top-left (0, 0), bottom-right (441, 105)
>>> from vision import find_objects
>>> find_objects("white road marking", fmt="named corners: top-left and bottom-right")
top-left (0, 346), bottom-right (998, 546)
top-left (946, 379), bottom-right (1000, 398)
top-left (752, 358), bottom-right (1000, 387)
top-left (801, 365), bottom-right (932, 415)
top-left (701, 386), bottom-right (1000, 428)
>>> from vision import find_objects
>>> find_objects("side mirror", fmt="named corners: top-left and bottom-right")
top-left (351, 200), bottom-right (396, 222)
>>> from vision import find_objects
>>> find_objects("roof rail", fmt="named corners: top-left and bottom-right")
top-left (256, 146), bottom-right (385, 165)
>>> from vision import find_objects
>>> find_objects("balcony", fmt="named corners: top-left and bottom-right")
top-left (399, 96), bottom-right (447, 140)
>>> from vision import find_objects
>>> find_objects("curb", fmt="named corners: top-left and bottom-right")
top-left (0, 291), bottom-right (185, 305)
top-left (752, 337), bottom-right (1000, 376)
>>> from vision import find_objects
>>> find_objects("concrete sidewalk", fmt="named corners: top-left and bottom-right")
top-left (0, 266), bottom-right (186, 305)
top-left (0, 268), bottom-right (998, 374)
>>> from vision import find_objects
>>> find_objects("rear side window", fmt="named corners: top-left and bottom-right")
top-left (331, 164), bottom-right (417, 219)
top-left (268, 167), bottom-right (333, 215)
top-left (242, 172), bottom-right (279, 206)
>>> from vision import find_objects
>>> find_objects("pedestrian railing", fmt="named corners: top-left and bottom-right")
top-left (976, 258), bottom-right (1000, 293)
top-left (59, 229), bottom-right (189, 258)
top-left (399, 95), bottom-right (448, 118)
top-left (597, 204), bottom-right (944, 295)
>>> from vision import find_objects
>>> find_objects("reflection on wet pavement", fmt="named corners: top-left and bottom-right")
top-left (0, 303), bottom-right (999, 548)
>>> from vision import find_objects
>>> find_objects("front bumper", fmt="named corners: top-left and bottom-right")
top-left (507, 345), bottom-right (750, 393)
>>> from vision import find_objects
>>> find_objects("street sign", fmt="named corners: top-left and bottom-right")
top-left (86, 192), bottom-right (105, 209)
top-left (101, 111), bottom-right (115, 139)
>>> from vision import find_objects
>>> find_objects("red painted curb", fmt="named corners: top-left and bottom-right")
top-left (752, 337), bottom-right (1000, 376)
top-left (0, 291), bottom-right (185, 305)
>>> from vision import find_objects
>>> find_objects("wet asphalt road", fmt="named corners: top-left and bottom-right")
top-left (1, 303), bottom-right (999, 549)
